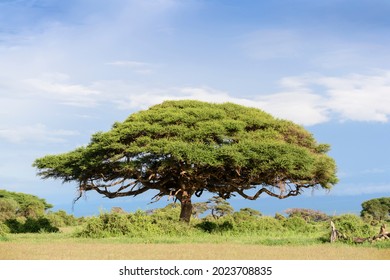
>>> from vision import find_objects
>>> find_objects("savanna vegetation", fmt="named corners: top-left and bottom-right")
top-left (1, 189), bottom-right (389, 260)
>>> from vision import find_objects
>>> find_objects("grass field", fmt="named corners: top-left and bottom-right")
top-left (1, 229), bottom-right (389, 260)
top-left (1, 242), bottom-right (389, 260)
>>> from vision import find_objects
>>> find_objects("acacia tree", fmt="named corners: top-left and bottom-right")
top-left (33, 100), bottom-right (338, 223)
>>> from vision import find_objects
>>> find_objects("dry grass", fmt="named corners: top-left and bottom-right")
top-left (1, 242), bottom-right (389, 260)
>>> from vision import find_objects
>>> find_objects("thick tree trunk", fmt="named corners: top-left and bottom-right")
top-left (178, 191), bottom-right (192, 223)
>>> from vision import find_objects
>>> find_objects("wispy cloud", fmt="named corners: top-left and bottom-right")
top-left (22, 74), bottom-right (101, 107)
top-left (89, 70), bottom-right (390, 126)
top-left (280, 71), bottom-right (390, 122)
top-left (0, 123), bottom-right (79, 144)
top-left (331, 183), bottom-right (390, 196)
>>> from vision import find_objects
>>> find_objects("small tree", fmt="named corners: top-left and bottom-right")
top-left (238, 207), bottom-right (262, 217)
top-left (33, 100), bottom-right (338, 223)
top-left (207, 196), bottom-right (234, 219)
top-left (284, 208), bottom-right (329, 222)
top-left (0, 189), bottom-right (53, 219)
top-left (361, 197), bottom-right (390, 221)
top-left (191, 202), bottom-right (208, 219)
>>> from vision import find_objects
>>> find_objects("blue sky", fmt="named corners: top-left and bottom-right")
top-left (0, 0), bottom-right (389, 217)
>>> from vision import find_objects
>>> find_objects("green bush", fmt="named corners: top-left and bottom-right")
top-left (332, 214), bottom-right (376, 240)
top-left (252, 216), bottom-right (284, 232)
top-left (0, 189), bottom-right (53, 219)
top-left (196, 221), bottom-right (218, 233)
top-left (285, 208), bottom-right (329, 222)
top-left (76, 210), bottom-right (195, 238)
top-left (196, 219), bottom-right (234, 234)
top-left (0, 198), bottom-right (19, 221)
top-left (283, 216), bottom-right (316, 233)
top-left (77, 216), bottom-right (107, 238)
top-left (47, 210), bottom-right (78, 227)
top-left (0, 222), bottom-right (10, 236)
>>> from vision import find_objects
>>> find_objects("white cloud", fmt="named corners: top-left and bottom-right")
top-left (85, 70), bottom-right (390, 126)
top-left (318, 72), bottom-right (390, 122)
top-left (0, 123), bottom-right (79, 144)
top-left (23, 74), bottom-right (101, 107)
top-left (255, 91), bottom-right (330, 126)
top-left (255, 71), bottom-right (390, 125)
top-left (331, 183), bottom-right (390, 196)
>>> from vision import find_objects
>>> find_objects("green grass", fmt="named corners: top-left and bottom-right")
top-left (1, 225), bottom-right (389, 260)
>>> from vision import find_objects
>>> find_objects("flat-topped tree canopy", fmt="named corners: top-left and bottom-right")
top-left (33, 100), bottom-right (338, 222)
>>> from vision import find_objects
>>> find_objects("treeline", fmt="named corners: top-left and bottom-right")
top-left (1, 189), bottom-right (389, 244)
top-left (74, 203), bottom-right (386, 243)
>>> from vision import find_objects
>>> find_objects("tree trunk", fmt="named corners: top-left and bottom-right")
top-left (178, 191), bottom-right (192, 223)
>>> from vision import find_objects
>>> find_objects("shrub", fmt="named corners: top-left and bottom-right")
top-left (283, 216), bottom-right (316, 233)
top-left (253, 216), bottom-right (284, 232)
top-left (77, 216), bottom-right (106, 238)
top-left (76, 210), bottom-right (194, 238)
top-left (0, 198), bottom-right (19, 221)
top-left (274, 213), bottom-right (286, 221)
top-left (196, 221), bottom-right (218, 233)
top-left (0, 222), bottom-right (10, 236)
top-left (47, 210), bottom-right (78, 227)
top-left (361, 197), bottom-right (390, 222)
top-left (285, 208), bottom-right (329, 222)
top-left (0, 189), bottom-right (53, 219)
top-left (332, 214), bottom-right (376, 240)
top-left (195, 219), bottom-right (234, 234)
top-left (23, 217), bottom-right (59, 233)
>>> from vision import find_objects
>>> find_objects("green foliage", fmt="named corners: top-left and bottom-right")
top-left (0, 189), bottom-right (53, 219)
top-left (76, 208), bottom-right (195, 238)
top-left (46, 210), bottom-right (78, 227)
top-left (0, 190), bottom-right (71, 234)
top-left (283, 216), bottom-right (317, 233)
top-left (0, 222), bottom-right (10, 237)
top-left (192, 202), bottom-right (208, 219)
top-left (207, 196), bottom-right (234, 219)
top-left (285, 208), bottom-right (330, 222)
top-left (0, 198), bottom-right (19, 221)
top-left (238, 207), bottom-right (262, 217)
top-left (332, 214), bottom-right (377, 241)
top-left (196, 221), bottom-right (218, 233)
top-left (361, 197), bottom-right (390, 221)
top-left (274, 213), bottom-right (286, 220)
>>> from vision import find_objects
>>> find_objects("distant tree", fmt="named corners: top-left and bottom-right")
top-left (284, 208), bottom-right (329, 222)
top-left (207, 196), bottom-right (234, 219)
top-left (33, 100), bottom-right (338, 223)
top-left (47, 210), bottom-right (78, 227)
top-left (0, 189), bottom-right (53, 219)
top-left (191, 202), bottom-right (209, 219)
top-left (360, 197), bottom-right (390, 221)
top-left (238, 207), bottom-right (262, 217)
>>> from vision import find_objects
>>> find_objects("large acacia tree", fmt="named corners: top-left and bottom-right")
top-left (33, 100), bottom-right (338, 222)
